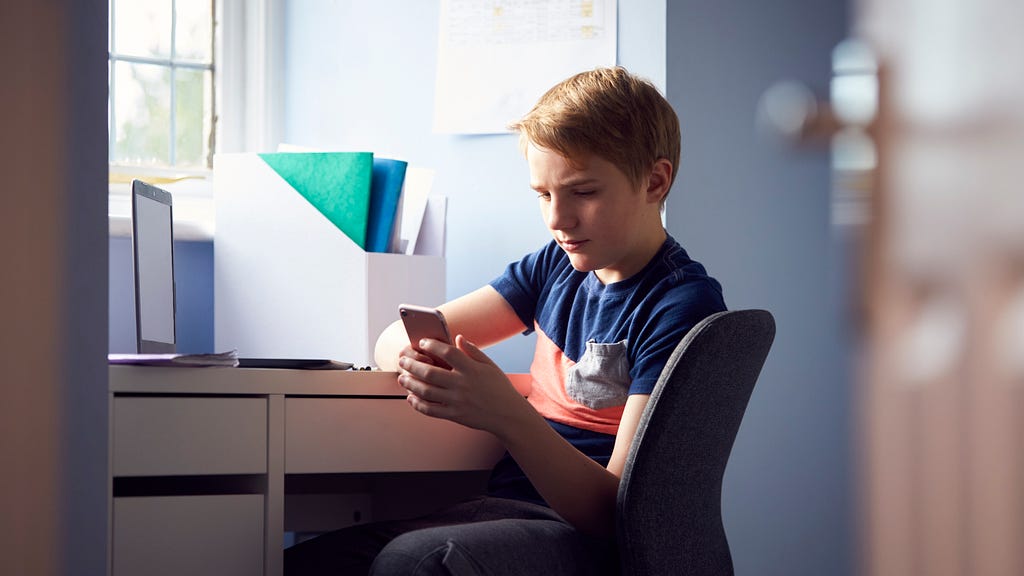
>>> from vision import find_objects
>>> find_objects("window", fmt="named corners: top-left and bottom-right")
top-left (108, 0), bottom-right (215, 171)
top-left (106, 0), bottom-right (282, 240)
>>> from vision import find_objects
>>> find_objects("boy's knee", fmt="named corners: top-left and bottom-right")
top-left (370, 532), bottom-right (484, 576)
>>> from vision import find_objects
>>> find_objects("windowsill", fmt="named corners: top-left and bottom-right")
top-left (108, 175), bottom-right (215, 242)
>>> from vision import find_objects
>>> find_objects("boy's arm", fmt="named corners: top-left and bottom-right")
top-left (493, 387), bottom-right (650, 537)
top-left (403, 335), bottom-right (650, 537)
top-left (383, 284), bottom-right (650, 536)
top-left (374, 285), bottom-right (525, 370)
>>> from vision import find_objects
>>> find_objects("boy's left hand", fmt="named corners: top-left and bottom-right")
top-left (397, 335), bottom-right (529, 437)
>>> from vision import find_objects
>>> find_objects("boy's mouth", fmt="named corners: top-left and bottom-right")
top-left (559, 239), bottom-right (588, 252)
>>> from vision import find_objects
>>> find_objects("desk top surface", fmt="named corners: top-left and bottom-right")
top-left (110, 365), bottom-right (407, 396)
top-left (110, 366), bottom-right (531, 397)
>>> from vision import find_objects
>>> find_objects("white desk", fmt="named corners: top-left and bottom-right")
top-left (109, 366), bottom-right (524, 576)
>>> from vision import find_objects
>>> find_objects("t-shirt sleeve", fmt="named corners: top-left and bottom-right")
top-left (627, 279), bottom-right (728, 395)
top-left (489, 241), bottom-right (562, 335)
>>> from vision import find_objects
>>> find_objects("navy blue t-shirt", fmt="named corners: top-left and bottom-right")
top-left (486, 235), bottom-right (726, 504)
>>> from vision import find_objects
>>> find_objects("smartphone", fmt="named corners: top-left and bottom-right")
top-left (398, 304), bottom-right (452, 351)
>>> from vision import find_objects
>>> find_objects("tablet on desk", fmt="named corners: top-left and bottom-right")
top-left (131, 179), bottom-right (177, 354)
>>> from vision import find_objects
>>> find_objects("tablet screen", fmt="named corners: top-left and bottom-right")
top-left (131, 180), bottom-right (176, 353)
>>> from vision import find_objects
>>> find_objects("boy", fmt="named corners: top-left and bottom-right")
top-left (285, 66), bottom-right (725, 575)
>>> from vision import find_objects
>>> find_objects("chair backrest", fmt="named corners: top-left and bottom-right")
top-left (616, 309), bottom-right (775, 576)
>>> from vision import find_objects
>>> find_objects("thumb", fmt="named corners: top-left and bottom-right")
top-left (456, 334), bottom-right (492, 364)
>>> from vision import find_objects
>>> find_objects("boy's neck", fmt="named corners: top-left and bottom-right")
top-left (594, 227), bottom-right (667, 285)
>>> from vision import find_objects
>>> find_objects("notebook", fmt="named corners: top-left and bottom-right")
top-left (117, 179), bottom-right (352, 370)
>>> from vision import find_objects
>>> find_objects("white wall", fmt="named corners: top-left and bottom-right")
top-left (283, 0), bottom-right (666, 371)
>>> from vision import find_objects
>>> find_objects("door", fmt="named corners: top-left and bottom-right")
top-left (857, 1), bottom-right (1024, 575)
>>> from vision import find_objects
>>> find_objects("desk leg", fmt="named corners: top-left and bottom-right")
top-left (266, 394), bottom-right (285, 576)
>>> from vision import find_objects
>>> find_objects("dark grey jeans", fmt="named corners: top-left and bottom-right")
top-left (284, 496), bottom-right (618, 576)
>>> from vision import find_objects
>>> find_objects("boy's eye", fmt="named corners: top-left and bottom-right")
top-left (536, 192), bottom-right (551, 200)
top-left (574, 190), bottom-right (595, 197)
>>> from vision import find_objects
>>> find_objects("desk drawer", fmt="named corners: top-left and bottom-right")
top-left (113, 495), bottom-right (264, 576)
top-left (113, 397), bottom-right (267, 476)
top-left (285, 398), bottom-right (503, 474)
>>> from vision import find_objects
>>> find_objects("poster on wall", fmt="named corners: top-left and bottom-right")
top-left (434, 0), bottom-right (618, 135)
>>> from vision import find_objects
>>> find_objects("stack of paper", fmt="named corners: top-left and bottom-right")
top-left (108, 350), bottom-right (239, 367)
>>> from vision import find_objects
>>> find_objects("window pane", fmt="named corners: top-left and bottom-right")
top-left (175, 0), bottom-right (213, 62)
top-left (175, 68), bottom-right (213, 168)
top-left (113, 0), bottom-right (172, 58)
top-left (114, 61), bottom-right (171, 166)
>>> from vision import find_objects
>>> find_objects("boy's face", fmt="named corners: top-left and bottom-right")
top-left (527, 143), bottom-right (666, 284)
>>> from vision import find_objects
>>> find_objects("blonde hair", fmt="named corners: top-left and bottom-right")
top-left (510, 66), bottom-right (680, 193)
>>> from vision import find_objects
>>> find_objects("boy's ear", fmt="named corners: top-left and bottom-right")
top-left (645, 159), bottom-right (673, 204)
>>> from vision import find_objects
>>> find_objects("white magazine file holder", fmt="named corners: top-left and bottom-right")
top-left (214, 153), bottom-right (445, 366)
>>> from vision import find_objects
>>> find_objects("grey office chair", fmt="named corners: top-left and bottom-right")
top-left (616, 309), bottom-right (775, 576)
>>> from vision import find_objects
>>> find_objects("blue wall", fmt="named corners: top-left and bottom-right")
top-left (109, 236), bottom-right (214, 354)
top-left (666, 1), bottom-right (852, 575)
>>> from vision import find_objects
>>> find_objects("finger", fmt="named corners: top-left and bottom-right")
top-left (399, 373), bottom-right (449, 404)
top-left (399, 345), bottom-right (439, 367)
top-left (398, 355), bottom-right (453, 388)
top-left (415, 338), bottom-right (456, 369)
top-left (400, 372), bottom-right (459, 412)
top-left (438, 334), bottom-right (496, 372)
top-left (416, 337), bottom-right (452, 354)
top-left (455, 335), bottom-right (492, 364)
top-left (406, 392), bottom-right (454, 419)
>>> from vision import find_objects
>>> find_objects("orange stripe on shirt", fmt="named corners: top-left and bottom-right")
top-left (527, 324), bottom-right (624, 436)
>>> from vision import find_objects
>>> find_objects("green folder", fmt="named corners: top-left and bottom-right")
top-left (259, 152), bottom-right (374, 250)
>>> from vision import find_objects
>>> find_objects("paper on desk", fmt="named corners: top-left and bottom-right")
top-left (108, 350), bottom-right (239, 367)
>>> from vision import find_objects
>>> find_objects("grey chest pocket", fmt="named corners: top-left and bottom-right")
top-left (565, 339), bottom-right (631, 410)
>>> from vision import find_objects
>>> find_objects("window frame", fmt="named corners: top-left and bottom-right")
top-left (108, 0), bottom-right (284, 241)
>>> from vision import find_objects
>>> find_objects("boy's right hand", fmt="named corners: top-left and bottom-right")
top-left (401, 339), bottom-right (451, 370)
top-left (397, 335), bottom-right (533, 438)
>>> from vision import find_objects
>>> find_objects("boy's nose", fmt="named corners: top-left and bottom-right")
top-left (546, 198), bottom-right (575, 231)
